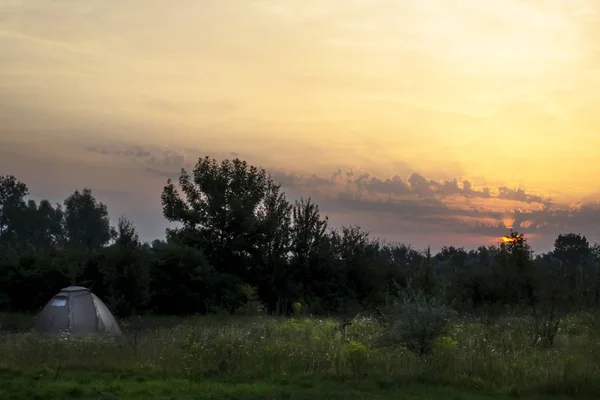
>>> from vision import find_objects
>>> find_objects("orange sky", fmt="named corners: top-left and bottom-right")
top-left (1, 0), bottom-right (600, 251)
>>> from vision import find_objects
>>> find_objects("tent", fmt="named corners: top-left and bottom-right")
top-left (33, 286), bottom-right (122, 336)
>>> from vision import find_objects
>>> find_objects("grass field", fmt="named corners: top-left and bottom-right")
top-left (0, 371), bottom-right (578, 400)
top-left (1, 312), bottom-right (600, 399)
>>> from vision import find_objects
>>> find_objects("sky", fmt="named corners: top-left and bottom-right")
top-left (1, 0), bottom-right (600, 252)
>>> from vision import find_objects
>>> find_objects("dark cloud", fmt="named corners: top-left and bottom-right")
top-left (86, 144), bottom-right (600, 251)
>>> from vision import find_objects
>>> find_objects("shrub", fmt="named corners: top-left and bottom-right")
top-left (387, 288), bottom-right (457, 355)
top-left (344, 340), bottom-right (369, 374)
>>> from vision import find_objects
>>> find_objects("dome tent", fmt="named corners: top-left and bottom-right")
top-left (33, 286), bottom-right (122, 336)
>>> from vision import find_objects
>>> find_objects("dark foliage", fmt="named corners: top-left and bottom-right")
top-left (1, 158), bottom-right (599, 320)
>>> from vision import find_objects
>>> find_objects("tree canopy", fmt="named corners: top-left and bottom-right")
top-left (1, 157), bottom-right (599, 318)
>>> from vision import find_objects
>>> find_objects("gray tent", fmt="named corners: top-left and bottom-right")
top-left (33, 286), bottom-right (122, 336)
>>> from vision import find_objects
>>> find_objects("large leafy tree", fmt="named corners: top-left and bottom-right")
top-left (161, 157), bottom-right (292, 282)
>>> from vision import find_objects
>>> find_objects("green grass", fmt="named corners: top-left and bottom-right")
top-left (2, 312), bottom-right (600, 398)
top-left (0, 369), bottom-right (578, 400)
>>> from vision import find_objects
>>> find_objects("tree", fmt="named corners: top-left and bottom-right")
top-left (284, 197), bottom-right (328, 312)
top-left (20, 199), bottom-right (65, 254)
top-left (436, 246), bottom-right (468, 277)
top-left (0, 176), bottom-right (64, 261)
top-left (496, 230), bottom-right (535, 306)
top-left (251, 180), bottom-right (294, 313)
top-left (147, 243), bottom-right (242, 315)
top-left (0, 175), bottom-right (28, 237)
top-left (414, 246), bottom-right (439, 297)
top-left (7, 160), bottom-right (600, 322)
top-left (290, 197), bottom-right (328, 266)
top-left (103, 217), bottom-right (150, 317)
top-left (553, 233), bottom-right (592, 303)
top-left (63, 188), bottom-right (115, 253)
top-left (333, 225), bottom-right (383, 312)
top-left (0, 175), bottom-right (29, 264)
top-left (161, 157), bottom-right (291, 283)
top-left (553, 233), bottom-right (591, 266)
top-left (592, 243), bottom-right (600, 261)
top-left (0, 254), bottom-right (69, 313)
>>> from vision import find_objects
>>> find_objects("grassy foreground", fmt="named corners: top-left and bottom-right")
top-left (2, 371), bottom-right (573, 400)
top-left (0, 370), bottom-right (574, 400)
top-left (2, 313), bottom-right (600, 398)
top-left (0, 371), bottom-right (564, 400)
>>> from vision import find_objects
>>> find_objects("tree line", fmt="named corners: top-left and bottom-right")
top-left (1, 157), bottom-right (599, 327)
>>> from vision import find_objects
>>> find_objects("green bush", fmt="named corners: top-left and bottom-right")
top-left (387, 289), bottom-right (457, 355)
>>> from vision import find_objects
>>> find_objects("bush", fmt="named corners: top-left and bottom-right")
top-left (387, 288), bottom-right (457, 355)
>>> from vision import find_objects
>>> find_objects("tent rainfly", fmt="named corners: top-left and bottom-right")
top-left (33, 286), bottom-right (122, 336)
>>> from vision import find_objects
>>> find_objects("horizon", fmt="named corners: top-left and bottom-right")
top-left (2, 0), bottom-right (600, 253)
top-left (16, 160), bottom-right (595, 255)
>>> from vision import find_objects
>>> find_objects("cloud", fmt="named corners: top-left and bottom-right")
top-left (272, 169), bottom-right (600, 240)
top-left (85, 144), bottom-right (247, 180)
top-left (84, 144), bottom-right (600, 251)
top-left (271, 169), bottom-right (551, 206)
top-left (86, 145), bottom-right (151, 159)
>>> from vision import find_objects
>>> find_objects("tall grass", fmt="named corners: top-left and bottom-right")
top-left (2, 312), bottom-right (600, 396)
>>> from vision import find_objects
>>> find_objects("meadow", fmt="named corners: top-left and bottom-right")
top-left (1, 311), bottom-right (600, 399)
